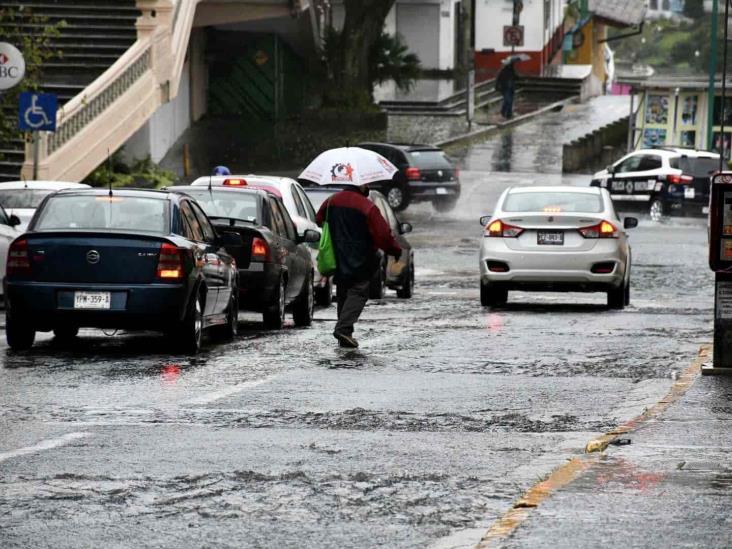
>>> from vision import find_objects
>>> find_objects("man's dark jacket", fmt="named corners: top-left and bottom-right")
top-left (316, 188), bottom-right (402, 284)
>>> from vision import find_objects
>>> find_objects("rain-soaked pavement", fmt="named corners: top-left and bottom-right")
top-left (0, 108), bottom-right (717, 548)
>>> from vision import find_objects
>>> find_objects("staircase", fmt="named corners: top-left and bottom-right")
top-left (517, 76), bottom-right (584, 98)
top-left (379, 79), bottom-right (503, 117)
top-left (0, 0), bottom-right (140, 181)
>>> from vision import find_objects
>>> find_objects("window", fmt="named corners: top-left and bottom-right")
top-left (180, 189), bottom-right (258, 223)
top-left (638, 155), bottom-right (663, 171)
top-left (615, 154), bottom-right (643, 173)
top-left (189, 202), bottom-right (216, 242)
top-left (276, 200), bottom-right (298, 241)
top-left (407, 150), bottom-right (453, 169)
top-left (267, 198), bottom-right (286, 236)
top-left (503, 191), bottom-right (604, 213)
top-left (295, 185), bottom-right (317, 221)
top-left (180, 201), bottom-right (204, 241)
top-left (0, 189), bottom-right (55, 209)
top-left (290, 185), bottom-right (307, 218)
top-left (35, 195), bottom-right (168, 233)
top-left (0, 205), bottom-right (10, 226)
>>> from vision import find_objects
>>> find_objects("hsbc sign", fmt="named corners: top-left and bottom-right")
top-left (0, 43), bottom-right (25, 91)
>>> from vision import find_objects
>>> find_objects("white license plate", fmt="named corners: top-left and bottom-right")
top-left (537, 231), bottom-right (564, 245)
top-left (684, 187), bottom-right (695, 199)
top-left (703, 206), bottom-right (710, 214)
top-left (74, 291), bottom-right (111, 309)
top-left (436, 187), bottom-right (447, 195)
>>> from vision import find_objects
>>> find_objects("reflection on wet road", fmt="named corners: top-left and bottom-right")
top-left (0, 128), bottom-right (713, 547)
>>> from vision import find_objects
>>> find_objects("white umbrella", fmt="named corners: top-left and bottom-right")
top-left (299, 147), bottom-right (397, 186)
top-left (502, 53), bottom-right (531, 65)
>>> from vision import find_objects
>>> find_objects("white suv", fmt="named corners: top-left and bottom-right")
top-left (590, 147), bottom-right (719, 221)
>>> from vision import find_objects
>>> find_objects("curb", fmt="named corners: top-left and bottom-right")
top-left (434, 96), bottom-right (579, 149)
top-left (474, 344), bottom-right (710, 549)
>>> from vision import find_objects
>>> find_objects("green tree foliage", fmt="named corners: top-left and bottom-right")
top-left (369, 31), bottom-right (421, 91)
top-left (609, 16), bottom-right (718, 74)
top-left (0, 7), bottom-right (63, 160)
top-left (683, 0), bottom-right (704, 19)
top-left (322, 0), bottom-right (422, 108)
top-left (323, 25), bottom-right (421, 107)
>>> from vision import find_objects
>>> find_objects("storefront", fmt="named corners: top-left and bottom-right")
top-left (625, 78), bottom-right (732, 157)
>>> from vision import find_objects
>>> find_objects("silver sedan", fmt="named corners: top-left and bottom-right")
top-left (479, 186), bottom-right (637, 309)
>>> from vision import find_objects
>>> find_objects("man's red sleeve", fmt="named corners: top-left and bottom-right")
top-left (367, 206), bottom-right (402, 257)
top-left (315, 199), bottom-right (328, 226)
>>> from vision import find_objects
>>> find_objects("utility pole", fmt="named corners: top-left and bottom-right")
top-left (708, 0), bottom-right (720, 151)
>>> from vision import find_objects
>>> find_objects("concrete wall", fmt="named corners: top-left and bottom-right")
top-left (474, 0), bottom-right (566, 78)
top-left (562, 116), bottom-right (629, 173)
top-left (331, 0), bottom-right (458, 70)
top-left (122, 59), bottom-right (192, 164)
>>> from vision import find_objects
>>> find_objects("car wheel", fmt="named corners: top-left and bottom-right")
top-left (433, 197), bottom-right (458, 213)
top-left (649, 198), bottom-right (665, 222)
top-left (386, 184), bottom-right (410, 212)
top-left (263, 276), bottom-right (286, 329)
top-left (6, 307), bottom-right (35, 351)
top-left (396, 262), bottom-right (414, 299)
top-left (212, 292), bottom-right (238, 342)
top-left (607, 283), bottom-right (625, 310)
top-left (315, 277), bottom-right (333, 307)
top-left (176, 290), bottom-right (204, 354)
top-left (293, 272), bottom-right (314, 327)
top-left (624, 261), bottom-right (631, 306)
top-left (480, 281), bottom-right (507, 307)
top-left (369, 262), bottom-right (386, 299)
top-left (53, 326), bottom-right (79, 341)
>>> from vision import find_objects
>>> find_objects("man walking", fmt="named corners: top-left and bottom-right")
top-left (495, 59), bottom-right (517, 119)
top-left (316, 184), bottom-right (402, 348)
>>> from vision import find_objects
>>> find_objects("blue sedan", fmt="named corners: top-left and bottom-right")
top-left (4, 188), bottom-right (240, 353)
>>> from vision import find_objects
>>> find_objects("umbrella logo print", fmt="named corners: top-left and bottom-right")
top-left (331, 163), bottom-right (354, 182)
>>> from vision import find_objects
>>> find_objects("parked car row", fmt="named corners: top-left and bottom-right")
top-left (1, 171), bottom-right (416, 353)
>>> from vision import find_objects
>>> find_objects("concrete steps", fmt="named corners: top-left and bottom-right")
top-left (0, 0), bottom-right (140, 181)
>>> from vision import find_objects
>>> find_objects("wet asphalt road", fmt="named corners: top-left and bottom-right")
top-left (0, 118), bottom-right (714, 548)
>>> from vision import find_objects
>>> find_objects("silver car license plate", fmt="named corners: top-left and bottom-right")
top-left (74, 291), bottom-right (111, 309)
top-left (537, 231), bottom-right (564, 245)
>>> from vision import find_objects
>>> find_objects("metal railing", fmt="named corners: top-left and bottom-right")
top-left (48, 47), bottom-right (152, 154)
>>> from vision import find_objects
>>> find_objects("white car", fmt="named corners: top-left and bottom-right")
top-left (190, 174), bottom-right (332, 305)
top-left (479, 186), bottom-right (636, 309)
top-left (0, 181), bottom-right (90, 231)
top-left (0, 204), bottom-right (21, 297)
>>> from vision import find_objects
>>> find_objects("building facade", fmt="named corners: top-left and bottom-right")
top-left (331, 0), bottom-right (462, 71)
top-left (473, 0), bottom-right (566, 79)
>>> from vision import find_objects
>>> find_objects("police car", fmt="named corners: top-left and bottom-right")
top-left (590, 147), bottom-right (720, 221)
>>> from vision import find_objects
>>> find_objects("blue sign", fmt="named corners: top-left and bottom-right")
top-left (18, 92), bottom-right (57, 132)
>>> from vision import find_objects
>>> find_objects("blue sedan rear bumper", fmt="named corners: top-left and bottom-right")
top-left (6, 281), bottom-right (188, 331)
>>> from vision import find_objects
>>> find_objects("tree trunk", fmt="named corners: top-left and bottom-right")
top-left (328, 0), bottom-right (396, 108)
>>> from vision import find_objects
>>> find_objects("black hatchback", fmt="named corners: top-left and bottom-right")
top-left (357, 142), bottom-right (461, 212)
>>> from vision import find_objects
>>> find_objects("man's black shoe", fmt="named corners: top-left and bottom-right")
top-left (334, 332), bottom-right (359, 348)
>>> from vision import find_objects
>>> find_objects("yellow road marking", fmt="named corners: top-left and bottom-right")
top-left (474, 345), bottom-right (709, 549)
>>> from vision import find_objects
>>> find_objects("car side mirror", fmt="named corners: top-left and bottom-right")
top-left (623, 217), bottom-right (638, 229)
top-left (398, 222), bottom-right (412, 234)
top-left (479, 215), bottom-right (491, 226)
top-left (8, 215), bottom-right (20, 227)
top-left (218, 231), bottom-right (243, 247)
top-left (607, 165), bottom-right (616, 175)
top-left (299, 229), bottom-right (321, 243)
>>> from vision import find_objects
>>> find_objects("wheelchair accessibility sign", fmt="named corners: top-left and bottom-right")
top-left (18, 92), bottom-right (57, 132)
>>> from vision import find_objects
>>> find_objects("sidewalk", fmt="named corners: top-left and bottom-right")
top-left (482, 350), bottom-right (732, 549)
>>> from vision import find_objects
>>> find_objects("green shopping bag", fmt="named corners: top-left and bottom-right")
top-left (317, 203), bottom-right (337, 276)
